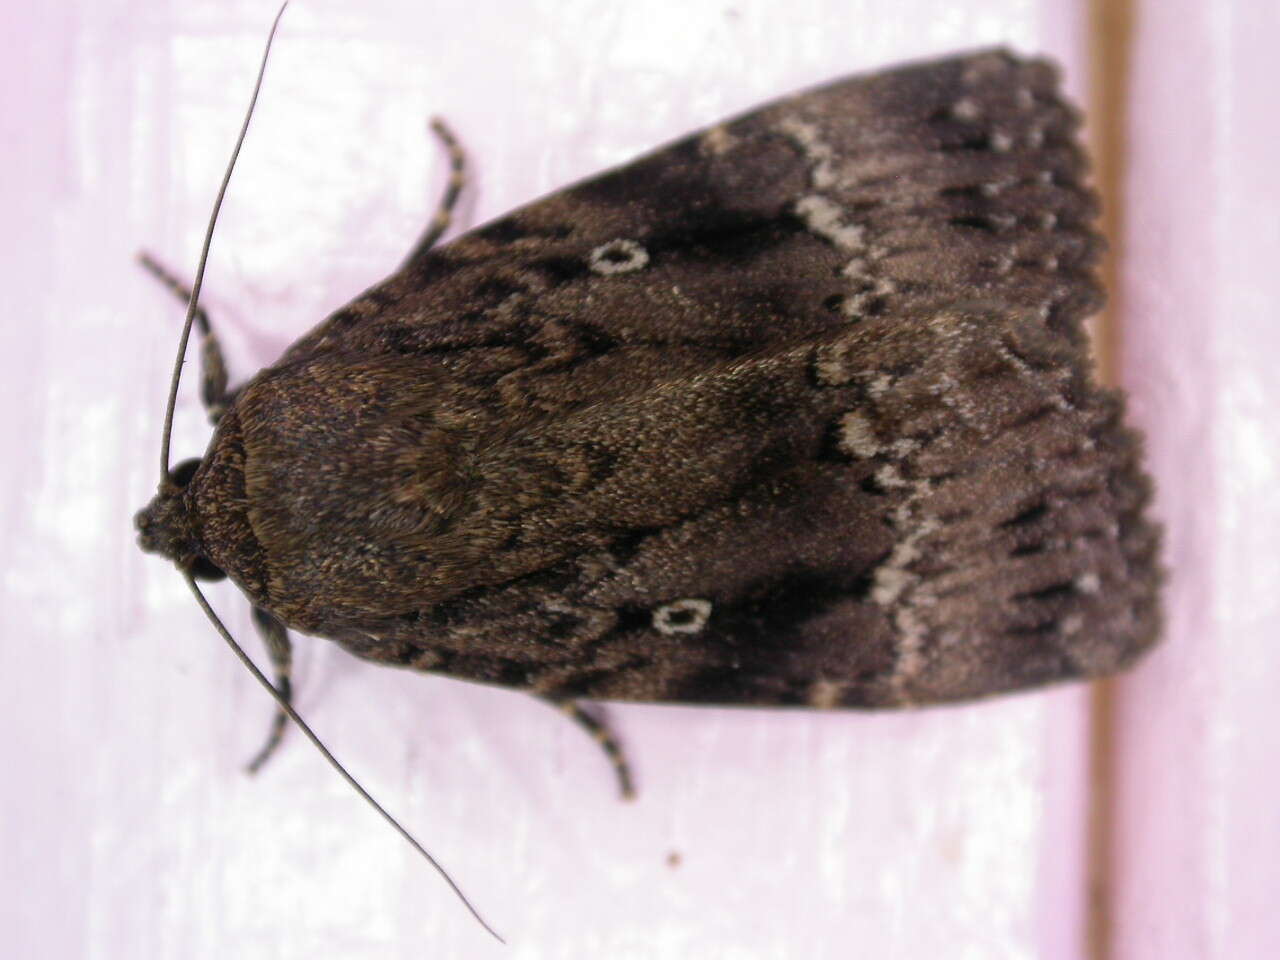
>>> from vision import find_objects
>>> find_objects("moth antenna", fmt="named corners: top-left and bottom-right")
top-left (159, 4), bottom-right (504, 943)
top-left (185, 575), bottom-right (505, 943)
top-left (158, 2), bottom-right (287, 480)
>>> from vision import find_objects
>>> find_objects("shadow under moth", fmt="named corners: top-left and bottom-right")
top-left (135, 12), bottom-right (1162, 939)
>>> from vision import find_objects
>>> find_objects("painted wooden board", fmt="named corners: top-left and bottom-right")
top-left (9, 0), bottom-right (1272, 957)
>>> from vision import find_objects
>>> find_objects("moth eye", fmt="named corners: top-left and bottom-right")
top-left (169, 458), bottom-right (203, 489)
top-left (188, 556), bottom-right (226, 583)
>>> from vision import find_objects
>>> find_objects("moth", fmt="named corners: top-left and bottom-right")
top-left (136, 27), bottom-right (1161, 935)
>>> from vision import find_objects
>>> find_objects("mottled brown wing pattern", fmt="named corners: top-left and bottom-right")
top-left (193, 49), bottom-right (1160, 709)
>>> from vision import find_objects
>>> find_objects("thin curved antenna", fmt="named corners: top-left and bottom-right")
top-left (158, 2), bottom-right (288, 480)
top-left (160, 5), bottom-right (504, 942)
top-left (186, 575), bottom-right (505, 943)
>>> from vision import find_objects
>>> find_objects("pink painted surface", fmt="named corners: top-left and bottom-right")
top-left (1111, 1), bottom-right (1280, 957)
top-left (6, 0), bottom-right (1272, 957)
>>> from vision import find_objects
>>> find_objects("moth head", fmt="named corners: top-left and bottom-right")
top-left (134, 457), bottom-right (226, 582)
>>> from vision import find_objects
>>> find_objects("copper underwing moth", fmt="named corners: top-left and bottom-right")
top-left (135, 8), bottom-right (1162, 938)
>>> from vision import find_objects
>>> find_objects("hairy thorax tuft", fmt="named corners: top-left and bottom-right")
top-left (135, 480), bottom-right (206, 573)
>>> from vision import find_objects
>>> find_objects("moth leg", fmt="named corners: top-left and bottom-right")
top-left (244, 606), bottom-right (293, 775)
top-left (541, 698), bottom-right (635, 801)
top-left (400, 117), bottom-right (467, 268)
top-left (136, 251), bottom-right (233, 424)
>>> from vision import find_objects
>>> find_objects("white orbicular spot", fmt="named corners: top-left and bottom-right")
top-left (652, 598), bottom-right (712, 636)
top-left (589, 239), bottom-right (650, 275)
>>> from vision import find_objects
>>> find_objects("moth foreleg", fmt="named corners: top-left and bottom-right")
top-left (541, 698), bottom-right (635, 801)
top-left (400, 117), bottom-right (467, 269)
top-left (137, 251), bottom-right (233, 424)
top-left (244, 606), bottom-right (293, 774)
